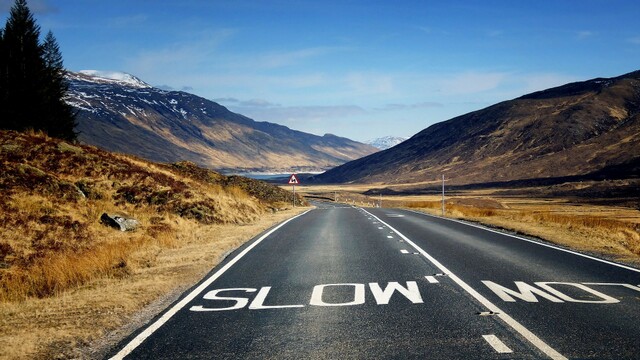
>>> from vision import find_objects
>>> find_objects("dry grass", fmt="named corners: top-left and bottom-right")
top-left (0, 208), bottom-right (306, 360)
top-left (0, 129), bottom-right (308, 359)
top-left (404, 196), bottom-right (640, 264)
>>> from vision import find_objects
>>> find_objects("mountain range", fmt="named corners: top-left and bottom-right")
top-left (65, 71), bottom-right (377, 173)
top-left (314, 70), bottom-right (640, 186)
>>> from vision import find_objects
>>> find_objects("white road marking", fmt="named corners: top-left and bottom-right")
top-left (400, 249), bottom-right (409, 254)
top-left (109, 210), bottom-right (312, 360)
top-left (378, 227), bottom-right (384, 230)
top-left (361, 208), bottom-right (566, 360)
top-left (406, 209), bottom-right (640, 274)
top-left (483, 334), bottom-right (513, 354)
top-left (425, 276), bottom-right (439, 284)
top-left (387, 235), bottom-right (394, 239)
top-left (583, 283), bottom-right (640, 292)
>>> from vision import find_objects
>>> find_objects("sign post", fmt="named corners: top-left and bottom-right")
top-left (288, 174), bottom-right (299, 207)
top-left (441, 174), bottom-right (445, 216)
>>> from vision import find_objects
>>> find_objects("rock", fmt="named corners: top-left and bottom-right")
top-left (100, 213), bottom-right (140, 232)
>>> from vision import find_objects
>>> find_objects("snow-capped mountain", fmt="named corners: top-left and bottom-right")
top-left (64, 71), bottom-right (377, 172)
top-left (365, 136), bottom-right (408, 150)
top-left (71, 70), bottom-right (151, 89)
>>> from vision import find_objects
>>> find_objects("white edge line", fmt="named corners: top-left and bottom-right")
top-left (483, 334), bottom-right (513, 353)
top-left (406, 209), bottom-right (640, 274)
top-left (362, 208), bottom-right (567, 360)
top-left (110, 209), bottom-right (312, 360)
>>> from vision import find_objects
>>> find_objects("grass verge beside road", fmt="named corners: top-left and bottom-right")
top-left (402, 196), bottom-right (640, 266)
top-left (0, 207), bottom-right (307, 360)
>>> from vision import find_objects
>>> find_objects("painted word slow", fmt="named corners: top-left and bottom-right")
top-left (190, 281), bottom-right (423, 312)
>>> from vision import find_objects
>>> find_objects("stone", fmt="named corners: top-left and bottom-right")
top-left (100, 213), bottom-right (140, 232)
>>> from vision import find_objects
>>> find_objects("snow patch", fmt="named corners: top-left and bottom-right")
top-left (365, 136), bottom-right (408, 150)
top-left (78, 70), bottom-right (151, 89)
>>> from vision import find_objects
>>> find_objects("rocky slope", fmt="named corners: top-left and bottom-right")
top-left (65, 71), bottom-right (377, 173)
top-left (314, 70), bottom-right (640, 185)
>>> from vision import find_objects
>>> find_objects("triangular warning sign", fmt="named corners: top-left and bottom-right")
top-left (288, 174), bottom-right (299, 184)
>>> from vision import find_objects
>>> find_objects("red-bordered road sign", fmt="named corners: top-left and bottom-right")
top-left (288, 174), bottom-right (300, 185)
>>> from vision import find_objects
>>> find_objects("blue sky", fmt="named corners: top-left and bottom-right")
top-left (3, 0), bottom-right (640, 142)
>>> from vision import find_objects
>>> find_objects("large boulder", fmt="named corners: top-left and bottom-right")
top-left (100, 213), bottom-right (140, 232)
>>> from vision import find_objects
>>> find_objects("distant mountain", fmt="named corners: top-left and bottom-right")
top-left (314, 70), bottom-right (640, 185)
top-left (365, 136), bottom-right (408, 150)
top-left (65, 71), bottom-right (377, 173)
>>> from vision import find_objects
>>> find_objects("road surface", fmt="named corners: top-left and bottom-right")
top-left (108, 202), bottom-right (640, 359)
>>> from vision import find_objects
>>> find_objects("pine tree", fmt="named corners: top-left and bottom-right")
top-left (0, 28), bottom-right (6, 127)
top-left (42, 31), bottom-right (77, 140)
top-left (2, 0), bottom-right (45, 132)
top-left (0, 0), bottom-right (76, 140)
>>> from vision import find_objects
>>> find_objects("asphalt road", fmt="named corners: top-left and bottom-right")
top-left (108, 202), bottom-right (640, 359)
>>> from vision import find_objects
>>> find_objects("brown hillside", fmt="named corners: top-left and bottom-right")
top-left (315, 70), bottom-right (640, 186)
top-left (66, 71), bottom-right (377, 173)
top-left (0, 130), bottom-right (303, 301)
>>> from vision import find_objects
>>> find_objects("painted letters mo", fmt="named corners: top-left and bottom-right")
top-left (483, 281), bottom-right (640, 303)
top-left (190, 281), bottom-right (424, 312)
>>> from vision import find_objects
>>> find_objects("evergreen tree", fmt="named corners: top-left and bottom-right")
top-left (0, 0), bottom-right (76, 140)
top-left (42, 31), bottom-right (77, 140)
top-left (2, 0), bottom-right (45, 132)
top-left (0, 28), bottom-right (6, 127)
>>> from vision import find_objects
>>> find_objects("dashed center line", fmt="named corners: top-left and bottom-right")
top-left (425, 276), bottom-right (439, 284)
top-left (483, 334), bottom-right (513, 354)
top-left (387, 235), bottom-right (394, 239)
top-left (400, 249), bottom-right (409, 254)
top-left (361, 208), bottom-right (566, 360)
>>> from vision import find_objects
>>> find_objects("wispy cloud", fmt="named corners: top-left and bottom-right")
top-left (225, 103), bottom-right (367, 128)
top-left (214, 98), bottom-right (281, 108)
top-left (211, 46), bottom-right (351, 71)
top-left (125, 28), bottom-right (237, 77)
top-left (0, 0), bottom-right (57, 14)
top-left (108, 14), bottom-right (149, 28)
top-left (629, 36), bottom-right (640, 45)
top-left (576, 30), bottom-right (595, 40)
top-left (439, 71), bottom-right (508, 95)
top-left (375, 102), bottom-right (443, 111)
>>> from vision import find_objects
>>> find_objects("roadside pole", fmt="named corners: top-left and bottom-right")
top-left (288, 174), bottom-right (299, 208)
top-left (441, 174), bottom-right (445, 216)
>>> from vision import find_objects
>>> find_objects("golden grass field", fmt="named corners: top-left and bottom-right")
top-left (0, 208), bottom-right (307, 359)
top-left (0, 130), bottom-right (307, 359)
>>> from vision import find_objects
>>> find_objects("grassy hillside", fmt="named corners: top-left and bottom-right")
top-left (0, 129), bottom-right (304, 301)
top-left (315, 70), bottom-right (640, 186)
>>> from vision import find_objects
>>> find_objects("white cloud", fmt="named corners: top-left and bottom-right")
top-left (345, 72), bottom-right (395, 96)
top-left (439, 71), bottom-right (508, 95)
top-left (517, 73), bottom-right (580, 94)
top-left (252, 47), bottom-right (348, 69)
top-left (229, 104), bottom-right (367, 123)
top-left (108, 14), bottom-right (149, 28)
top-left (375, 102), bottom-right (443, 111)
top-left (0, 0), bottom-right (57, 14)
top-left (124, 28), bottom-right (237, 77)
top-left (576, 30), bottom-right (594, 40)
